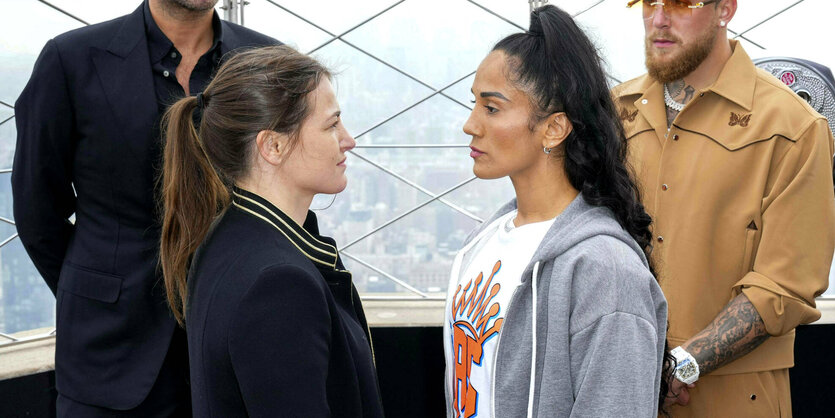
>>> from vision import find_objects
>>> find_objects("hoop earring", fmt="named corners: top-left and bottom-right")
top-left (543, 147), bottom-right (552, 155)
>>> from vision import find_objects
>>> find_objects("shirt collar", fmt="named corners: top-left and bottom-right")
top-left (231, 186), bottom-right (339, 270)
top-left (143, 0), bottom-right (224, 64)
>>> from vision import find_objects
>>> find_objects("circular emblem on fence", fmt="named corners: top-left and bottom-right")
top-left (780, 71), bottom-right (797, 87)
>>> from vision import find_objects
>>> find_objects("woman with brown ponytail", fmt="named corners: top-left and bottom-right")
top-left (160, 45), bottom-right (383, 417)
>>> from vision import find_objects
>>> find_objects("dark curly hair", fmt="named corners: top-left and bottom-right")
top-left (493, 5), bottom-right (675, 414)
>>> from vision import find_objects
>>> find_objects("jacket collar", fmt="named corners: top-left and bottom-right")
top-left (232, 187), bottom-right (339, 269)
top-left (142, 0), bottom-right (224, 64)
top-left (707, 40), bottom-right (757, 111)
top-left (109, 1), bottom-right (232, 59)
top-left (615, 40), bottom-right (756, 111)
top-left (106, 3), bottom-right (146, 58)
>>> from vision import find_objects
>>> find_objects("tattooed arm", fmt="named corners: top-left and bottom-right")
top-left (664, 293), bottom-right (769, 407)
top-left (682, 293), bottom-right (769, 375)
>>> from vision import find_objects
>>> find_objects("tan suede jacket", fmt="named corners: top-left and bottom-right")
top-left (613, 41), bottom-right (835, 374)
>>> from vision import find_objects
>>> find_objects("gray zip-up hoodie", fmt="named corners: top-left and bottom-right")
top-left (444, 193), bottom-right (667, 417)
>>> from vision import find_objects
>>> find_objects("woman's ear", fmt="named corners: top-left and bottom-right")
top-left (255, 130), bottom-right (289, 166)
top-left (541, 112), bottom-right (573, 150)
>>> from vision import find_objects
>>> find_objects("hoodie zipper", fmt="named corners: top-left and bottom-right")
top-left (526, 261), bottom-right (540, 418)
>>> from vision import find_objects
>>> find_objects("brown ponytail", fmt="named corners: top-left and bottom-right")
top-left (160, 96), bottom-right (229, 326)
top-left (160, 45), bottom-right (330, 326)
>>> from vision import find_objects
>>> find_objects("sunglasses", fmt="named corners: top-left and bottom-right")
top-left (627, 0), bottom-right (718, 19)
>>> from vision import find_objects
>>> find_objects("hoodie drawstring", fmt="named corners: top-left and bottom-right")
top-left (527, 261), bottom-right (540, 418)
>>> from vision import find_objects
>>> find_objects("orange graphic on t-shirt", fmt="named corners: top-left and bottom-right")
top-left (451, 260), bottom-right (504, 418)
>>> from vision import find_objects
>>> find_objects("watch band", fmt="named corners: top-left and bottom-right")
top-left (671, 346), bottom-right (700, 384)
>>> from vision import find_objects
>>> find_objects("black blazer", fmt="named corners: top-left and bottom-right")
top-left (11, 3), bottom-right (276, 409)
top-left (187, 188), bottom-right (384, 417)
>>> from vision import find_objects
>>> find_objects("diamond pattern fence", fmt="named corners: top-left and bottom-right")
top-left (0, 0), bottom-right (833, 343)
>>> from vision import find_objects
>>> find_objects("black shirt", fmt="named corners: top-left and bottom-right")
top-left (143, 0), bottom-right (223, 112)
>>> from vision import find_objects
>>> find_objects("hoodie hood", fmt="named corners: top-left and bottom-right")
top-left (459, 193), bottom-right (650, 282)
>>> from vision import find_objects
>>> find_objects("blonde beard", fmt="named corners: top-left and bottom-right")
top-left (645, 24), bottom-right (718, 84)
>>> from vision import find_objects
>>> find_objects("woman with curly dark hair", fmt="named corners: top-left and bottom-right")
top-left (443, 5), bottom-right (673, 417)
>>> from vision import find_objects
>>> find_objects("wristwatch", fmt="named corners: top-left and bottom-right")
top-left (671, 346), bottom-right (700, 384)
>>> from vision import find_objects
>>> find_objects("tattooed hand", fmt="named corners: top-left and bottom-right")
top-left (682, 293), bottom-right (770, 376)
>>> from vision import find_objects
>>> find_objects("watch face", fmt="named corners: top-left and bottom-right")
top-left (677, 359), bottom-right (698, 381)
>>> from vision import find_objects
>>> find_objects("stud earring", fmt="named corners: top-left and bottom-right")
top-left (543, 147), bottom-right (552, 155)
top-left (719, 21), bottom-right (726, 27)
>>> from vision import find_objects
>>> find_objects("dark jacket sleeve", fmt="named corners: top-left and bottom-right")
top-left (12, 39), bottom-right (77, 295)
top-left (228, 263), bottom-right (332, 417)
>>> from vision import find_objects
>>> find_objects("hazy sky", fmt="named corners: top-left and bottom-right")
top-left (1, 0), bottom-right (833, 102)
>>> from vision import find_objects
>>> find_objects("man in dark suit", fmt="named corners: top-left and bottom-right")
top-left (11, 0), bottom-right (277, 415)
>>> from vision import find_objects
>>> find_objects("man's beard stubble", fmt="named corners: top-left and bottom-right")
top-left (645, 25), bottom-right (718, 84)
top-left (165, 0), bottom-right (218, 13)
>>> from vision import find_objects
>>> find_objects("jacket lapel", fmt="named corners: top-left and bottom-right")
top-left (91, 4), bottom-right (157, 161)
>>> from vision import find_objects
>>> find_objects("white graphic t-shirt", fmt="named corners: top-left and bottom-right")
top-left (446, 210), bottom-right (555, 418)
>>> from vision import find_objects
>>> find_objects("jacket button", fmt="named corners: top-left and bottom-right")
top-left (657, 236), bottom-right (664, 243)
top-left (163, 70), bottom-right (170, 77)
top-left (750, 394), bottom-right (757, 401)
top-left (672, 134), bottom-right (679, 141)
top-left (662, 184), bottom-right (669, 191)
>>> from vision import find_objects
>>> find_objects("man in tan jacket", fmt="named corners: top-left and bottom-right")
top-left (613, 0), bottom-right (834, 416)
